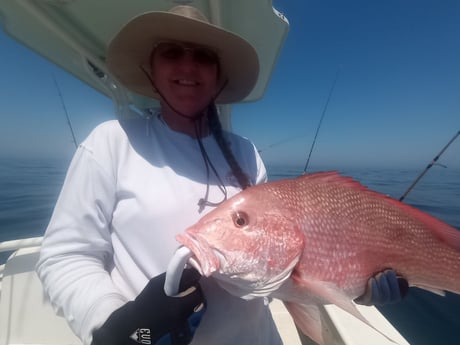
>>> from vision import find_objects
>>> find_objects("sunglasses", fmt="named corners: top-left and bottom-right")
top-left (154, 42), bottom-right (219, 66)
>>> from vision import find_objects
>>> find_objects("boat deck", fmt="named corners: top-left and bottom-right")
top-left (0, 241), bottom-right (409, 345)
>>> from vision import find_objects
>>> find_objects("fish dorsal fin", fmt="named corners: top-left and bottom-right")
top-left (300, 171), bottom-right (460, 251)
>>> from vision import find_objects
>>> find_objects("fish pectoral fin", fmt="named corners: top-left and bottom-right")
top-left (414, 284), bottom-right (446, 296)
top-left (283, 301), bottom-right (343, 345)
top-left (291, 276), bottom-right (401, 344)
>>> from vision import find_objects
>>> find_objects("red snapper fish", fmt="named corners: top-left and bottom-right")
top-left (171, 172), bottom-right (460, 344)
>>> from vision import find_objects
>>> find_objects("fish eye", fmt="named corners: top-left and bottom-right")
top-left (232, 211), bottom-right (249, 228)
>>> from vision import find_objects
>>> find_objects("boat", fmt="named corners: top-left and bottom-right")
top-left (0, 1), bottom-right (410, 344)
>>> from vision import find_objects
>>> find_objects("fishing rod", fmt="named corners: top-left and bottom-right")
top-left (399, 130), bottom-right (460, 201)
top-left (303, 68), bottom-right (340, 174)
top-left (52, 75), bottom-right (78, 149)
top-left (257, 134), bottom-right (306, 153)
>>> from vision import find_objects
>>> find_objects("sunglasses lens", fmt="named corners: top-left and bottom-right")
top-left (155, 43), bottom-right (218, 65)
top-left (157, 43), bottom-right (185, 60)
top-left (193, 48), bottom-right (218, 65)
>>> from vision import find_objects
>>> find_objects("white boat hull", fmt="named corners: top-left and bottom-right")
top-left (0, 241), bottom-right (409, 345)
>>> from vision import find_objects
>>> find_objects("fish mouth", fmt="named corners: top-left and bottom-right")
top-left (164, 244), bottom-right (223, 297)
top-left (175, 232), bottom-right (220, 277)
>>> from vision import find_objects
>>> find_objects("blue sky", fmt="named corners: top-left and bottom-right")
top-left (0, 0), bottom-right (459, 170)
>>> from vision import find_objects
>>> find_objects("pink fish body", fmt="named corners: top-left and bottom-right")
top-left (176, 172), bottom-right (460, 344)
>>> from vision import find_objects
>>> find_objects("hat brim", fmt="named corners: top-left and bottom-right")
top-left (107, 11), bottom-right (259, 104)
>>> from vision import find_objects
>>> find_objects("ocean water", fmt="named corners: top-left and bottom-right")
top-left (0, 158), bottom-right (69, 242)
top-left (1, 158), bottom-right (459, 344)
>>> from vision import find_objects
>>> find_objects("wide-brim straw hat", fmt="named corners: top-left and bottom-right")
top-left (107, 5), bottom-right (259, 104)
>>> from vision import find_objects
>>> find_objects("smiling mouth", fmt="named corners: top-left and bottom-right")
top-left (174, 79), bottom-right (199, 86)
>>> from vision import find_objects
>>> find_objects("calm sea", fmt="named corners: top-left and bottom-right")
top-left (1, 158), bottom-right (459, 344)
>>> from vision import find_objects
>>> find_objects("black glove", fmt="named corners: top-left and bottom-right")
top-left (355, 269), bottom-right (409, 306)
top-left (92, 268), bottom-right (205, 345)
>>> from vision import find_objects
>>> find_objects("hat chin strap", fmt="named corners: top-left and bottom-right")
top-left (140, 65), bottom-right (233, 212)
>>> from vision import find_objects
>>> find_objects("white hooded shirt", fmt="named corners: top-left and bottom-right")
top-left (36, 115), bottom-right (282, 345)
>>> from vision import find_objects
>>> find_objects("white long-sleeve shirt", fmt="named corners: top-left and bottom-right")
top-left (36, 115), bottom-right (282, 345)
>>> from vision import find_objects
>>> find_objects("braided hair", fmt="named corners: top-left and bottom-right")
top-left (207, 102), bottom-right (252, 190)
